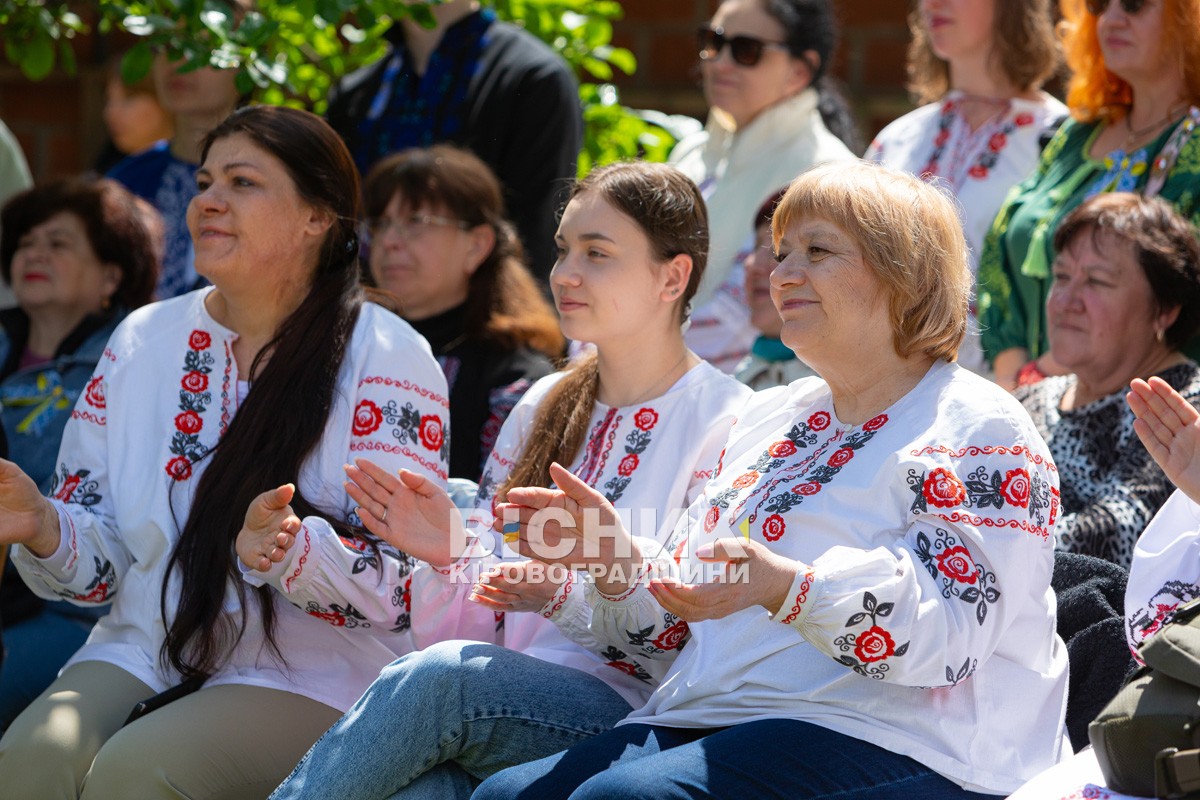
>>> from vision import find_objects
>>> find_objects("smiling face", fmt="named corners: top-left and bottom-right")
top-left (1095, 0), bottom-right (1177, 86)
top-left (702, 0), bottom-right (812, 129)
top-left (1047, 227), bottom-right (1177, 382)
top-left (187, 133), bottom-right (330, 298)
top-left (10, 211), bottom-right (120, 322)
top-left (769, 216), bottom-right (891, 365)
top-left (551, 191), bottom-right (687, 348)
top-left (368, 193), bottom-right (488, 321)
top-left (919, 0), bottom-right (996, 65)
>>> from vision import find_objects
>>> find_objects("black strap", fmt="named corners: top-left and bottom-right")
top-left (1156, 748), bottom-right (1200, 798)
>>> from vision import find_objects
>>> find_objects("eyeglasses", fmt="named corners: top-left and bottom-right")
top-left (697, 26), bottom-right (789, 68)
top-left (364, 214), bottom-right (470, 241)
top-left (1085, 0), bottom-right (1147, 15)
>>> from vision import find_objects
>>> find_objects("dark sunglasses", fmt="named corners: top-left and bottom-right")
top-left (1085, 0), bottom-right (1147, 15)
top-left (697, 26), bottom-right (788, 68)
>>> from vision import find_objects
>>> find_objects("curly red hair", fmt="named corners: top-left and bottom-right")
top-left (1060, 0), bottom-right (1200, 122)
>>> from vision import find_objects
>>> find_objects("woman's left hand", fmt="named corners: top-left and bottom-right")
top-left (469, 560), bottom-right (567, 613)
top-left (236, 483), bottom-right (302, 572)
top-left (648, 538), bottom-right (799, 622)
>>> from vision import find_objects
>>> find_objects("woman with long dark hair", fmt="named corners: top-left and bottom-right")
top-left (269, 161), bottom-right (751, 800)
top-left (0, 106), bottom-right (457, 798)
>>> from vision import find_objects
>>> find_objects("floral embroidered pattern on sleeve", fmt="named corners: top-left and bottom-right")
top-left (56, 556), bottom-right (116, 603)
top-left (833, 591), bottom-right (910, 680)
top-left (350, 377), bottom-right (450, 481)
top-left (914, 528), bottom-right (1000, 625)
top-left (1127, 579), bottom-right (1200, 654)
top-left (49, 466), bottom-right (102, 507)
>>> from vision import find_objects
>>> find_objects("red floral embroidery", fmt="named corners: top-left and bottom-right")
top-left (988, 132), bottom-right (1007, 152)
top-left (1049, 486), bottom-right (1061, 527)
top-left (618, 453), bottom-right (639, 476)
top-left (673, 537), bottom-right (688, 565)
top-left (922, 467), bottom-right (966, 508)
top-left (854, 625), bottom-right (896, 663)
top-left (84, 376), bottom-right (105, 409)
top-left (418, 414), bottom-right (444, 451)
top-left (175, 411), bottom-right (203, 435)
top-left (189, 330), bottom-right (212, 350)
top-left (762, 513), bottom-right (786, 542)
top-left (652, 620), bottom-right (689, 650)
top-left (308, 609), bottom-right (347, 627)
top-left (827, 447), bottom-right (854, 468)
top-left (968, 164), bottom-right (989, 179)
top-left (704, 506), bottom-right (720, 533)
top-left (633, 407), bottom-right (658, 431)
top-left (181, 370), bottom-right (208, 393)
top-left (352, 400), bottom-right (383, 437)
top-left (606, 661), bottom-right (640, 677)
top-left (55, 474), bottom-right (81, 502)
top-left (935, 545), bottom-right (979, 584)
top-left (808, 411), bottom-right (831, 431)
top-left (731, 471), bottom-right (759, 489)
top-left (76, 581), bottom-right (111, 602)
top-left (1000, 468), bottom-right (1031, 508)
top-left (768, 440), bottom-right (797, 458)
top-left (165, 456), bottom-right (192, 481)
top-left (862, 414), bottom-right (888, 432)
top-left (792, 481), bottom-right (821, 496)
top-left (934, 127), bottom-right (950, 146)
top-left (1014, 112), bottom-right (1034, 126)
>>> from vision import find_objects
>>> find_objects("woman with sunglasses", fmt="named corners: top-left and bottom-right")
top-left (978, 0), bottom-right (1200, 390)
top-left (362, 146), bottom-right (562, 482)
top-left (673, 0), bottom-right (857, 374)
top-left (865, 0), bottom-right (1064, 376)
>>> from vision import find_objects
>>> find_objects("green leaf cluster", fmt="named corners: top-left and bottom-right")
top-left (1, 0), bottom-right (678, 173)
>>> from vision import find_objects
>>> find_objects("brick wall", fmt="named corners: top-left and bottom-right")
top-left (0, 0), bottom-right (915, 182)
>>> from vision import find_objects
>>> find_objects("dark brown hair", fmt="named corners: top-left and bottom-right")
top-left (1053, 193), bottom-right (1200, 349)
top-left (1, 178), bottom-right (158, 310)
top-left (907, 0), bottom-right (1060, 105)
top-left (497, 162), bottom-right (707, 499)
top-left (363, 145), bottom-right (563, 357)
top-left (161, 105), bottom-right (365, 679)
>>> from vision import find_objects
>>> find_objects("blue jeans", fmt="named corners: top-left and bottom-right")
top-left (270, 640), bottom-right (634, 800)
top-left (472, 720), bottom-right (1003, 800)
top-left (0, 601), bottom-right (97, 732)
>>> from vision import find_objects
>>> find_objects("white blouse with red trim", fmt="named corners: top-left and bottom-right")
top-left (424, 359), bottom-right (752, 708)
top-left (14, 287), bottom-right (460, 713)
top-left (586, 359), bottom-right (1071, 795)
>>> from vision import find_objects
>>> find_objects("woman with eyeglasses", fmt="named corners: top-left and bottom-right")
top-left (977, 0), bottom-right (1200, 390)
top-left (672, 0), bottom-right (857, 374)
top-left (865, 0), bottom-right (1064, 376)
top-left (362, 146), bottom-right (562, 482)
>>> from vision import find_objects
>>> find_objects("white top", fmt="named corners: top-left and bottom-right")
top-left (583, 360), bottom-right (1071, 794)
top-left (12, 288), bottom-right (469, 712)
top-left (672, 89), bottom-right (856, 372)
top-left (431, 360), bottom-right (752, 707)
top-left (866, 91), bottom-right (1067, 372)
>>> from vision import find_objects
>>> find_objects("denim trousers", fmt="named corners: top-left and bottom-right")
top-left (269, 640), bottom-right (634, 800)
top-left (471, 719), bottom-right (1003, 800)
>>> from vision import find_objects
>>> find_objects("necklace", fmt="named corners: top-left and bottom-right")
top-left (614, 350), bottom-right (690, 408)
top-left (1123, 101), bottom-right (1191, 151)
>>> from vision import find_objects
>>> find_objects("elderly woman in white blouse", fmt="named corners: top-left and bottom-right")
top-left (477, 161), bottom-right (1071, 800)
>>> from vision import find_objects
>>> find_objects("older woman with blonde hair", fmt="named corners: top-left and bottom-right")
top-left (477, 161), bottom-right (1070, 800)
top-left (866, 0), bottom-right (1064, 373)
top-left (979, 0), bottom-right (1200, 388)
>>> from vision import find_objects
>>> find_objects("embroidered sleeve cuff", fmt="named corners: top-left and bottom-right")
top-left (773, 564), bottom-right (819, 631)
top-left (428, 536), bottom-right (492, 582)
top-left (539, 570), bottom-right (577, 620)
top-left (242, 521), bottom-right (319, 592)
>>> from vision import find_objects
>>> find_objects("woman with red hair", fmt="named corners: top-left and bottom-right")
top-left (977, 0), bottom-right (1200, 389)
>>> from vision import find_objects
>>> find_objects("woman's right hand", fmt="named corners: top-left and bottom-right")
top-left (0, 458), bottom-right (60, 557)
top-left (1128, 376), bottom-right (1200, 504)
top-left (344, 458), bottom-right (464, 567)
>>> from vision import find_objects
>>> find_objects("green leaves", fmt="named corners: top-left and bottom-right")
top-left (1, 0), bottom-right (678, 170)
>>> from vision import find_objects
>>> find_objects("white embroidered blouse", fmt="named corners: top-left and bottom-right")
top-left (12, 288), bottom-right (463, 712)
top-left (866, 91), bottom-right (1067, 372)
top-left (431, 360), bottom-right (752, 707)
top-left (581, 360), bottom-right (1071, 794)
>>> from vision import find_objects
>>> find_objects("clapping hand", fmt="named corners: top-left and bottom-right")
top-left (648, 539), bottom-right (798, 622)
top-left (494, 463), bottom-right (640, 595)
top-left (1129, 376), bottom-right (1200, 504)
top-left (0, 458), bottom-right (60, 558)
top-left (236, 484), bottom-right (302, 572)
top-left (344, 459), bottom-right (465, 567)
top-left (470, 560), bottom-right (566, 613)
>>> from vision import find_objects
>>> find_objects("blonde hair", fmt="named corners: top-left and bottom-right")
top-left (771, 161), bottom-right (971, 362)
